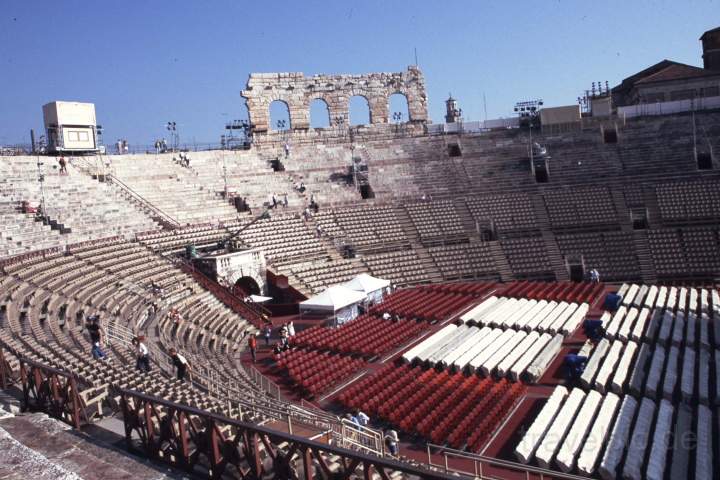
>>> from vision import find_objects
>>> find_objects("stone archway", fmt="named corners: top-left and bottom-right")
top-left (241, 66), bottom-right (429, 134)
top-left (234, 276), bottom-right (261, 296)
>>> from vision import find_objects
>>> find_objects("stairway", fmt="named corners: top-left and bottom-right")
top-left (488, 241), bottom-right (513, 282)
top-left (453, 197), bottom-right (480, 238)
top-left (412, 244), bottom-right (444, 283)
top-left (610, 187), bottom-right (633, 232)
top-left (532, 194), bottom-right (569, 281)
top-left (393, 205), bottom-right (422, 243)
top-left (632, 231), bottom-right (658, 284)
top-left (304, 215), bottom-right (347, 262)
top-left (642, 186), bottom-right (663, 228)
top-left (540, 231), bottom-right (569, 281)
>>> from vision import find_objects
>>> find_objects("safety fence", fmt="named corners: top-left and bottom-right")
top-left (120, 389), bottom-right (457, 479)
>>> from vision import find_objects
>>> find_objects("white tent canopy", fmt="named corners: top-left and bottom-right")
top-left (343, 273), bottom-right (391, 296)
top-left (300, 285), bottom-right (367, 312)
top-left (300, 285), bottom-right (368, 325)
top-left (245, 294), bottom-right (272, 303)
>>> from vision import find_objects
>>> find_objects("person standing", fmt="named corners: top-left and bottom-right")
top-left (287, 321), bottom-right (295, 337)
top-left (58, 156), bottom-right (67, 175)
top-left (133, 337), bottom-right (151, 373)
top-left (91, 342), bottom-right (106, 360)
top-left (263, 321), bottom-right (272, 345)
top-left (248, 334), bottom-right (258, 363)
top-left (384, 430), bottom-right (399, 456)
top-left (354, 409), bottom-right (369, 427)
top-left (169, 348), bottom-right (190, 381)
top-left (279, 323), bottom-right (289, 348)
top-left (85, 315), bottom-right (104, 358)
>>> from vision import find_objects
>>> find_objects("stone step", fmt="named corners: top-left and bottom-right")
top-left (632, 230), bottom-right (658, 284)
top-left (487, 241), bottom-right (513, 282)
top-left (610, 186), bottom-right (633, 232)
top-left (0, 413), bottom-right (183, 480)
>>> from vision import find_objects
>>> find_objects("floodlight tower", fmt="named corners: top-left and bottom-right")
top-left (36, 156), bottom-right (47, 220)
top-left (166, 122), bottom-right (179, 151)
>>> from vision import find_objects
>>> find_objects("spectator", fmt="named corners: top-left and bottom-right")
top-left (58, 156), bottom-right (67, 175)
top-left (85, 315), bottom-right (104, 346)
top-left (279, 323), bottom-right (289, 347)
top-left (169, 347), bottom-right (190, 381)
top-left (91, 342), bottom-right (106, 360)
top-left (287, 321), bottom-right (295, 337)
top-left (263, 321), bottom-right (272, 345)
top-left (133, 337), bottom-right (151, 373)
top-left (346, 413), bottom-right (360, 427)
top-left (384, 430), bottom-right (399, 456)
top-left (283, 193), bottom-right (288, 207)
top-left (284, 142), bottom-right (290, 157)
top-left (248, 334), bottom-right (258, 363)
top-left (299, 182), bottom-right (305, 193)
top-left (272, 195), bottom-right (277, 208)
top-left (382, 312), bottom-right (391, 321)
top-left (354, 409), bottom-right (369, 427)
top-left (589, 268), bottom-right (601, 283)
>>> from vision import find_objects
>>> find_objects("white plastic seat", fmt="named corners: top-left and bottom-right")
top-left (515, 386), bottom-right (569, 464)
top-left (555, 389), bottom-right (603, 472)
top-left (622, 397), bottom-right (656, 480)
top-left (534, 388), bottom-right (586, 469)
top-left (576, 392), bottom-right (620, 476)
top-left (598, 395), bottom-right (638, 480)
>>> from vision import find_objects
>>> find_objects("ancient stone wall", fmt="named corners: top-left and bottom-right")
top-left (241, 66), bottom-right (428, 133)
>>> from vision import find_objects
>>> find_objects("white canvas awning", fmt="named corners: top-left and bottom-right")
top-left (343, 273), bottom-right (391, 295)
top-left (299, 285), bottom-right (367, 313)
top-left (246, 294), bottom-right (273, 303)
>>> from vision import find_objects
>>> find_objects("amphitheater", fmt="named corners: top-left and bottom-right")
top-left (1, 63), bottom-right (720, 480)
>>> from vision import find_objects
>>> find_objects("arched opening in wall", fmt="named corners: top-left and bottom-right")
top-left (269, 100), bottom-right (291, 131)
top-left (310, 98), bottom-right (331, 128)
top-left (349, 95), bottom-right (371, 126)
top-left (234, 276), bottom-right (260, 296)
top-left (389, 92), bottom-right (410, 123)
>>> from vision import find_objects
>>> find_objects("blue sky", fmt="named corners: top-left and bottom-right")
top-left (0, 0), bottom-right (717, 146)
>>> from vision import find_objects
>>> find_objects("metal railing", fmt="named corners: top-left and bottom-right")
top-left (120, 389), bottom-right (459, 480)
top-left (338, 419), bottom-right (385, 457)
top-left (105, 173), bottom-right (181, 228)
top-left (426, 443), bottom-right (592, 480)
top-left (175, 258), bottom-right (268, 326)
top-left (243, 363), bottom-right (283, 400)
top-left (18, 356), bottom-right (90, 429)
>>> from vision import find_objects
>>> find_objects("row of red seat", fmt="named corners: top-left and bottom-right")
top-left (417, 282), bottom-right (495, 296)
top-left (276, 349), bottom-right (367, 396)
top-left (368, 289), bottom-right (478, 322)
top-left (289, 315), bottom-right (426, 358)
top-left (501, 281), bottom-right (604, 304)
top-left (454, 382), bottom-right (526, 452)
top-left (336, 364), bottom-right (526, 452)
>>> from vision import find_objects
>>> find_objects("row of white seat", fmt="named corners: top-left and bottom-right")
top-left (604, 304), bottom-right (720, 349)
top-left (618, 283), bottom-right (715, 315)
top-left (401, 323), bottom-right (563, 382)
top-left (460, 296), bottom-right (589, 336)
top-left (582, 335), bottom-right (720, 404)
top-left (516, 386), bottom-right (714, 479)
